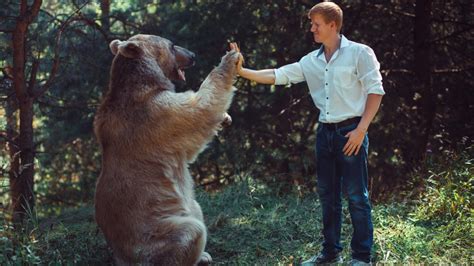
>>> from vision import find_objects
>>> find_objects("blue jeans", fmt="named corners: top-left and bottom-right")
top-left (316, 122), bottom-right (373, 263)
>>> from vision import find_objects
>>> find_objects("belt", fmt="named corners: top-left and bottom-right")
top-left (322, 117), bottom-right (361, 130)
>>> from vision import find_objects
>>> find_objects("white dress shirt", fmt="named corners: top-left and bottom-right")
top-left (274, 35), bottom-right (385, 123)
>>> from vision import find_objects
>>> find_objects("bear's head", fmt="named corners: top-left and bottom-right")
top-left (109, 34), bottom-right (195, 83)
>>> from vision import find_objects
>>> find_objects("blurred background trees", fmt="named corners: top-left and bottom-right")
top-left (0, 0), bottom-right (473, 219)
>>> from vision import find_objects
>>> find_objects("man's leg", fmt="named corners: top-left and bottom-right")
top-left (336, 130), bottom-right (373, 263)
top-left (316, 125), bottom-right (343, 257)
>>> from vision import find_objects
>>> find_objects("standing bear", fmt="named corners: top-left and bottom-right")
top-left (94, 34), bottom-right (240, 265)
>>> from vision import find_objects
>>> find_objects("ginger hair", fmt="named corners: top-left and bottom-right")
top-left (308, 1), bottom-right (343, 32)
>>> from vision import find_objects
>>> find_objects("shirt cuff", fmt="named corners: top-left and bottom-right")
top-left (274, 68), bottom-right (288, 85)
top-left (367, 87), bottom-right (385, 95)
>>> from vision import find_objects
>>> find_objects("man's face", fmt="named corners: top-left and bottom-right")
top-left (310, 14), bottom-right (336, 44)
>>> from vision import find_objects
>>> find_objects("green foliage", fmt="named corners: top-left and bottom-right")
top-left (0, 206), bottom-right (109, 264)
top-left (373, 203), bottom-right (472, 264)
top-left (1, 148), bottom-right (472, 264)
top-left (373, 146), bottom-right (473, 263)
top-left (414, 146), bottom-right (473, 224)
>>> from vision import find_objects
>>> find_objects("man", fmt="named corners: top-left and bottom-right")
top-left (230, 1), bottom-right (384, 265)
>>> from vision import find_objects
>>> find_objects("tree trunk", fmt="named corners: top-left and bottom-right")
top-left (100, 0), bottom-right (110, 33)
top-left (2, 72), bottom-right (21, 218)
top-left (413, 0), bottom-right (433, 165)
top-left (11, 98), bottom-right (35, 222)
top-left (12, 25), bottom-right (36, 221)
top-left (10, 0), bottom-right (42, 223)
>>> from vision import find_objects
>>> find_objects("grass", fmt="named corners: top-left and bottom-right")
top-left (200, 178), bottom-right (473, 264)
top-left (0, 205), bottom-right (110, 265)
top-left (1, 148), bottom-right (472, 264)
top-left (1, 179), bottom-right (472, 264)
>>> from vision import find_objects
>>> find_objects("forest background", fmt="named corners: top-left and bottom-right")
top-left (0, 0), bottom-right (473, 264)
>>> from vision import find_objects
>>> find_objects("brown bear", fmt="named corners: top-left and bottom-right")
top-left (93, 34), bottom-right (240, 265)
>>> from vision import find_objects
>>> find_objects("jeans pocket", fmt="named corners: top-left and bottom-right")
top-left (335, 124), bottom-right (357, 138)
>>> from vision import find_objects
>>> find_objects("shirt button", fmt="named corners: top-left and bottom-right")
top-left (326, 69), bottom-right (328, 71)
top-left (326, 112), bottom-right (329, 115)
top-left (325, 83), bottom-right (328, 86)
top-left (326, 97), bottom-right (329, 100)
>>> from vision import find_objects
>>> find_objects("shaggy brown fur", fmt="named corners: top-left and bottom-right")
top-left (94, 34), bottom-right (239, 265)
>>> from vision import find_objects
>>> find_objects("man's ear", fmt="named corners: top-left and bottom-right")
top-left (117, 41), bottom-right (142, 58)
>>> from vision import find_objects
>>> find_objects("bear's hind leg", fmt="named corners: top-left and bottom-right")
top-left (148, 216), bottom-right (207, 266)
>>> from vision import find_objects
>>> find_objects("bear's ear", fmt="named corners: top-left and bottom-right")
top-left (109, 39), bottom-right (121, 55)
top-left (117, 41), bottom-right (142, 58)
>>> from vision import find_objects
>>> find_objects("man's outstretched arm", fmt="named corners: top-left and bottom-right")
top-left (238, 68), bottom-right (276, 84)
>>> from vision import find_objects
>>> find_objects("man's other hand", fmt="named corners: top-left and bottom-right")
top-left (343, 127), bottom-right (366, 156)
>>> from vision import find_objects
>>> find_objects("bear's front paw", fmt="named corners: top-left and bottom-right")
top-left (219, 50), bottom-right (241, 74)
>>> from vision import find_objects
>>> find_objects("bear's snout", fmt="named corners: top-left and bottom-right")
top-left (175, 46), bottom-right (195, 68)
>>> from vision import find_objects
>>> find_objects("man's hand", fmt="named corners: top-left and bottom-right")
top-left (342, 127), bottom-right (366, 156)
top-left (229, 42), bottom-right (243, 74)
top-left (342, 94), bottom-right (382, 156)
top-left (228, 42), bottom-right (275, 84)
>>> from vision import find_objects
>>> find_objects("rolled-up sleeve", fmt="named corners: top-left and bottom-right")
top-left (357, 47), bottom-right (385, 95)
top-left (274, 62), bottom-right (306, 85)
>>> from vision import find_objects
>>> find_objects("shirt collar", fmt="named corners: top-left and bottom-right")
top-left (340, 34), bottom-right (349, 48)
top-left (316, 45), bottom-right (324, 57)
top-left (316, 34), bottom-right (349, 58)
